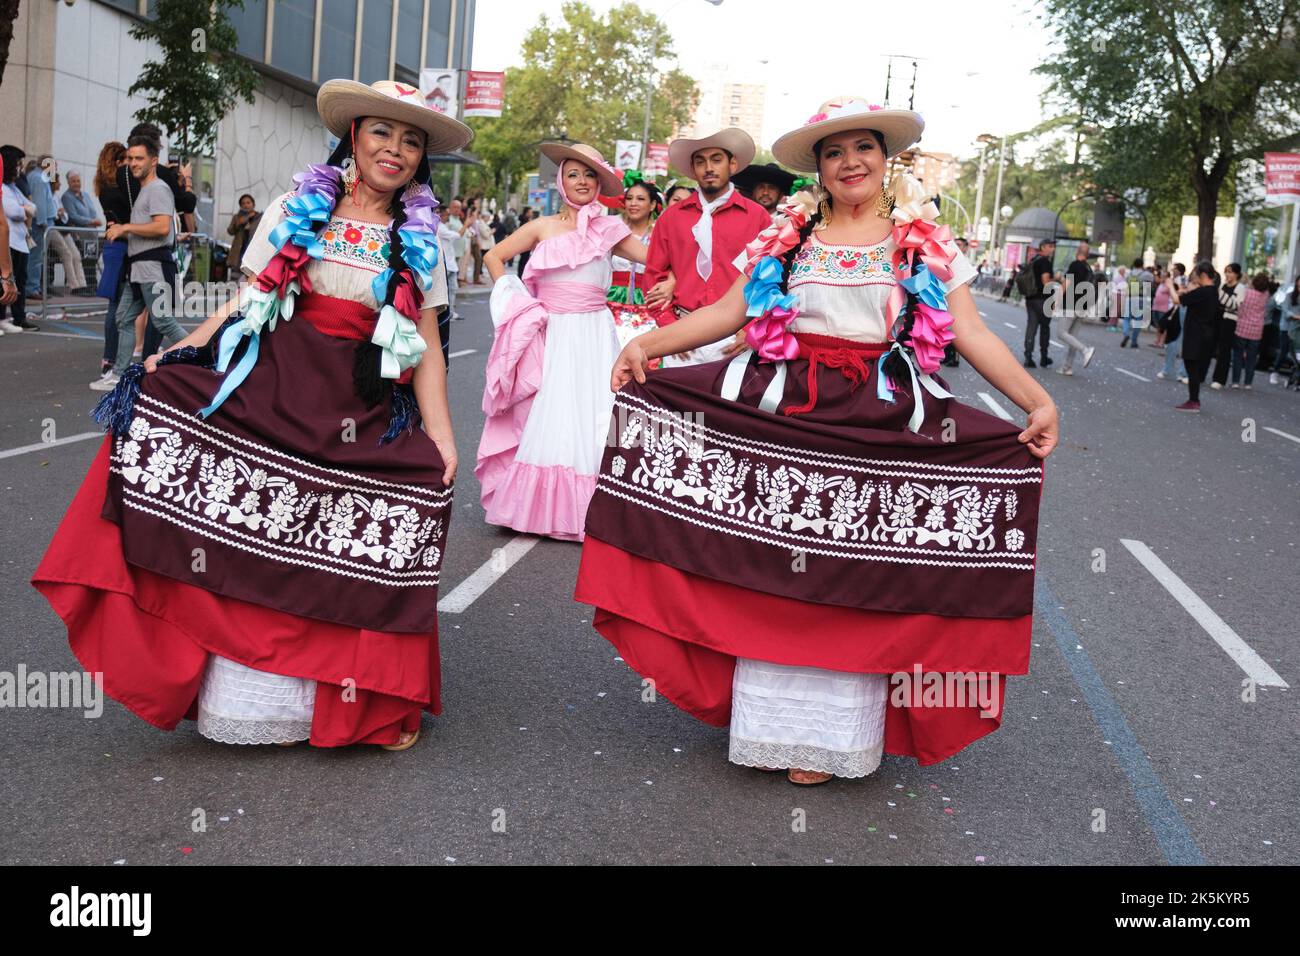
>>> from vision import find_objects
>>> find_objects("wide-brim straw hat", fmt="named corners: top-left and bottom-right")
top-left (538, 142), bottom-right (624, 196)
top-left (772, 97), bottom-right (923, 172)
top-left (317, 79), bottom-right (473, 155)
top-left (668, 128), bottom-right (756, 176)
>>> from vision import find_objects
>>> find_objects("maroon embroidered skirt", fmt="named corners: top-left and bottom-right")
top-left (576, 335), bottom-right (1045, 765)
top-left (33, 294), bottom-right (453, 745)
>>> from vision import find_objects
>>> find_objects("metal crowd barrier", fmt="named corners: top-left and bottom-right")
top-left (35, 227), bottom-right (214, 325)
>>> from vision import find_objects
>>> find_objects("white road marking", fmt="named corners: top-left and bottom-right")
top-left (977, 391), bottom-right (1014, 421)
top-left (448, 348), bottom-right (477, 358)
top-left (1263, 426), bottom-right (1300, 445)
top-left (438, 535), bottom-right (539, 613)
top-left (0, 431), bottom-right (102, 460)
top-left (1050, 339), bottom-right (1065, 349)
top-left (978, 311), bottom-right (988, 317)
top-left (1115, 367), bottom-right (1151, 382)
top-left (20, 331), bottom-right (102, 341)
top-left (1120, 539), bottom-right (1288, 688)
top-left (1002, 322), bottom-right (1017, 330)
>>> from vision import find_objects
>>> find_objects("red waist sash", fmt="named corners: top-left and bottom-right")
top-left (784, 332), bottom-right (891, 417)
top-left (293, 291), bottom-right (415, 384)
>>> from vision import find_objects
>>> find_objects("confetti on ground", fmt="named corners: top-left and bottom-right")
top-left (597, 692), bottom-right (607, 698)
top-left (180, 847), bottom-right (192, 855)
top-left (594, 751), bottom-right (602, 755)
top-left (895, 784), bottom-right (904, 789)
top-left (944, 808), bottom-right (954, 814)
top-left (888, 834), bottom-right (898, 840)
top-left (1210, 801), bottom-right (1217, 807)
top-left (237, 809), bottom-right (244, 815)
top-left (975, 855), bottom-right (986, 863)
top-left (1263, 840), bottom-right (1273, 846)
top-left (1194, 774), bottom-right (1202, 779)
top-left (614, 656), bottom-right (624, 662)
top-left (942, 796), bottom-right (951, 802)
top-left (644, 780), bottom-right (653, 785)
top-left (887, 801), bottom-right (897, 807)
top-left (1183, 797), bottom-right (1193, 803)
top-left (930, 784), bottom-right (939, 790)
top-left (152, 776), bottom-right (163, 782)
top-left (113, 859), bottom-right (125, 865)
top-left (445, 856), bottom-right (457, 862)
top-left (672, 747), bottom-right (682, 753)
top-left (965, 831), bottom-right (975, 836)
top-left (867, 827), bottom-right (877, 832)
top-left (219, 816), bottom-right (230, 822)
top-left (907, 792), bottom-right (916, 798)
top-left (519, 726), bottom-right (527, 731)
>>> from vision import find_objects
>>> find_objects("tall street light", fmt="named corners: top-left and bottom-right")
top-left (641, 0), bottom-right (725, 159)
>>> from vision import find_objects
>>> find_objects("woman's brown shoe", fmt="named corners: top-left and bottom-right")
top-left (787, 768), bottom-right (833, 786)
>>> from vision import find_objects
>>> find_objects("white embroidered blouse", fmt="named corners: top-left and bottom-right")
top-left (240, 191), bottom-right (449, 312)
top-left (786, 233), bottom-right (977, 342)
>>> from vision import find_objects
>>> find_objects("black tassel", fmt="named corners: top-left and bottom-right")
top-left (352, 340), bottom-right (387, 409)
top-left (91, 363), bottom-right (147, 437)
top-left (379, 383), bottom-right (422, 445)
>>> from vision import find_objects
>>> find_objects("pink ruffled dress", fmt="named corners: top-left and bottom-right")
top-left (476, 213), bottom-right (631, 541)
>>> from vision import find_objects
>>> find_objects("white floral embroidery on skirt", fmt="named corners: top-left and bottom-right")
top-left (196, 656), bottom-right (316, 745)
top-left (728, 659), bottom-right (887, 778)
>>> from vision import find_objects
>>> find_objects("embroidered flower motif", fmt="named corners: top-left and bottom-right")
top-left (361, 520), bottom-right (383, 546)
top-left (120, 440), bottom-right (141, 467)
top-left (343, 226), bottom-right (363, 244)
top-left (248, 468), bottom-right (268, 491)
top-left (924, 505), bottom-right (946, 531)
top-left (1005, 491), bottom-right (1018, 521)
top-left (1005, 528), bottom-right (1025, 551)
top-left (371, 498), bottom-right (390, 521)
top-left (238, 491), bottom-right (259, 514)
top-left (611, 455), bottom-right (627, 478)
top-left (129, 417), bottom-right (150, 441)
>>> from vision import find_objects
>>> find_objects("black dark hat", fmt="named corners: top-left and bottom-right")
top-left (732, 161), bottom-right (796, 194)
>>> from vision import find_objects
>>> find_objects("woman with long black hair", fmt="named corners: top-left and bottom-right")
top-left (34, 80), bottom-right (471, 751)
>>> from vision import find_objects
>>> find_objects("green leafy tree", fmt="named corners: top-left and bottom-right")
top-left (1036, 0), bottom-right (1300, 261)
top-left (128, 0), bottom-right (261, 159)
top-left (466, 1), bottom-right (696, 201)
top-left (0, 0), bottom-right (19, 86)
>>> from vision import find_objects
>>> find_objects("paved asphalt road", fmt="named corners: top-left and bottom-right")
top-left (1, 287), bottom-right (1296, 865)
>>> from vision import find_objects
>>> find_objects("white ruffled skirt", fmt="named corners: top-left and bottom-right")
top-left (728, 659), bottom-right (888, 778)
top-left (196, 656), bottom-right (316, 745)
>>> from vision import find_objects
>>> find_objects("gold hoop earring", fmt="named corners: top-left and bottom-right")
top-left (877, 177), bottom-right (895, 219)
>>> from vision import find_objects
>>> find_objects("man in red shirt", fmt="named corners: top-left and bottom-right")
top-left (643, 128), bottom-right (771, 366)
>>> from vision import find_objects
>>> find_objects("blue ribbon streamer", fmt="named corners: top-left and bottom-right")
top-left (198, 322), bottom-right (261, 418)
top-left (743, 256), bottom-right (797, 318)
top-left (267, 193), bottom-right (332, 260)
top-left (900, 261), bottom-right (949, 311)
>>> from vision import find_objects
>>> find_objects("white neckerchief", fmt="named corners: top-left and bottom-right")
top-left (692, 183), bottom-right (734, 281)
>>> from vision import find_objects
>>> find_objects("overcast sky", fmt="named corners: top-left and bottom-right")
top-left (473, 0), bottom-right (1057, 158)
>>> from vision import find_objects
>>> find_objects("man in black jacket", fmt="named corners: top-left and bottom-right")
top-left (1023, 238), bottom-right (1056, 368)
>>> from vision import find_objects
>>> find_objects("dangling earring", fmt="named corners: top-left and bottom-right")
top-left (402, 179), bottom-right (421, 202)
top-left (877, 172), bottom-right (895, 219)
top-left (818, 197), bottom-right (833, 226)
top-left (341, 157), bottom-right (358, 196)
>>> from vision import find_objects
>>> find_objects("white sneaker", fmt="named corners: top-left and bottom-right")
top-left (0, 319), bottom-right (24, 333)
top-left (1178, 377), bottom-right (1189, 384)
top-left (1230, 382), bottom-right (1240, 389)
top-left (1082, 346), bottom-right (1096, 368)
top-left (89, 371), bottom-right (121, 391)
top-left (1210, 381), bottom-right (1223, 390)
top-left (1244, 384), bottom-right (1253, 390)
top-left (1156, 371), bottom-right (1166, 379)
top-left (1270, 373), bottom-right (1280, 385)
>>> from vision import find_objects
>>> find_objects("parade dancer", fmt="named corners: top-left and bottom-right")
top-left (642, 128), bottom-right (771, 367)
top-left (476, 144), bottom-right (650, 541)
top-left (33, 80), bottom-right (471, 750)
top-left (607, 171), bottom-right (664, 352)
top-left (576, 98), bottom-right (1059, 785)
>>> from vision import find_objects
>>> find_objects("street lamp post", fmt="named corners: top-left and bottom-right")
top-left (987, 133), bottom-right (1007, 265)
top-left (641, 0), bottom-right (724, 160)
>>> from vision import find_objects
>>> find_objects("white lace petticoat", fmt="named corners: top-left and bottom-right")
top-left (195, 655), bottom-right (317, 745)
top-left (728, 659), bottom-right (888, 778)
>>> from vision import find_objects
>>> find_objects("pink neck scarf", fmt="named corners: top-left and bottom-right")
top-left (558, 159), bottom-right (601, 240)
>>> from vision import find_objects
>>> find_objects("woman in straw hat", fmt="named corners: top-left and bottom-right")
top-left (476, 143), bottom-right (650, 541)
top-left (33, 80), bottom-right (472, 751)
top-left (577, 98), bottom-right (1059, 784)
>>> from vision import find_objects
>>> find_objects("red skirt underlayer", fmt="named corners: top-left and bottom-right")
top-left (32, 442), bottom-right (439, 746)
